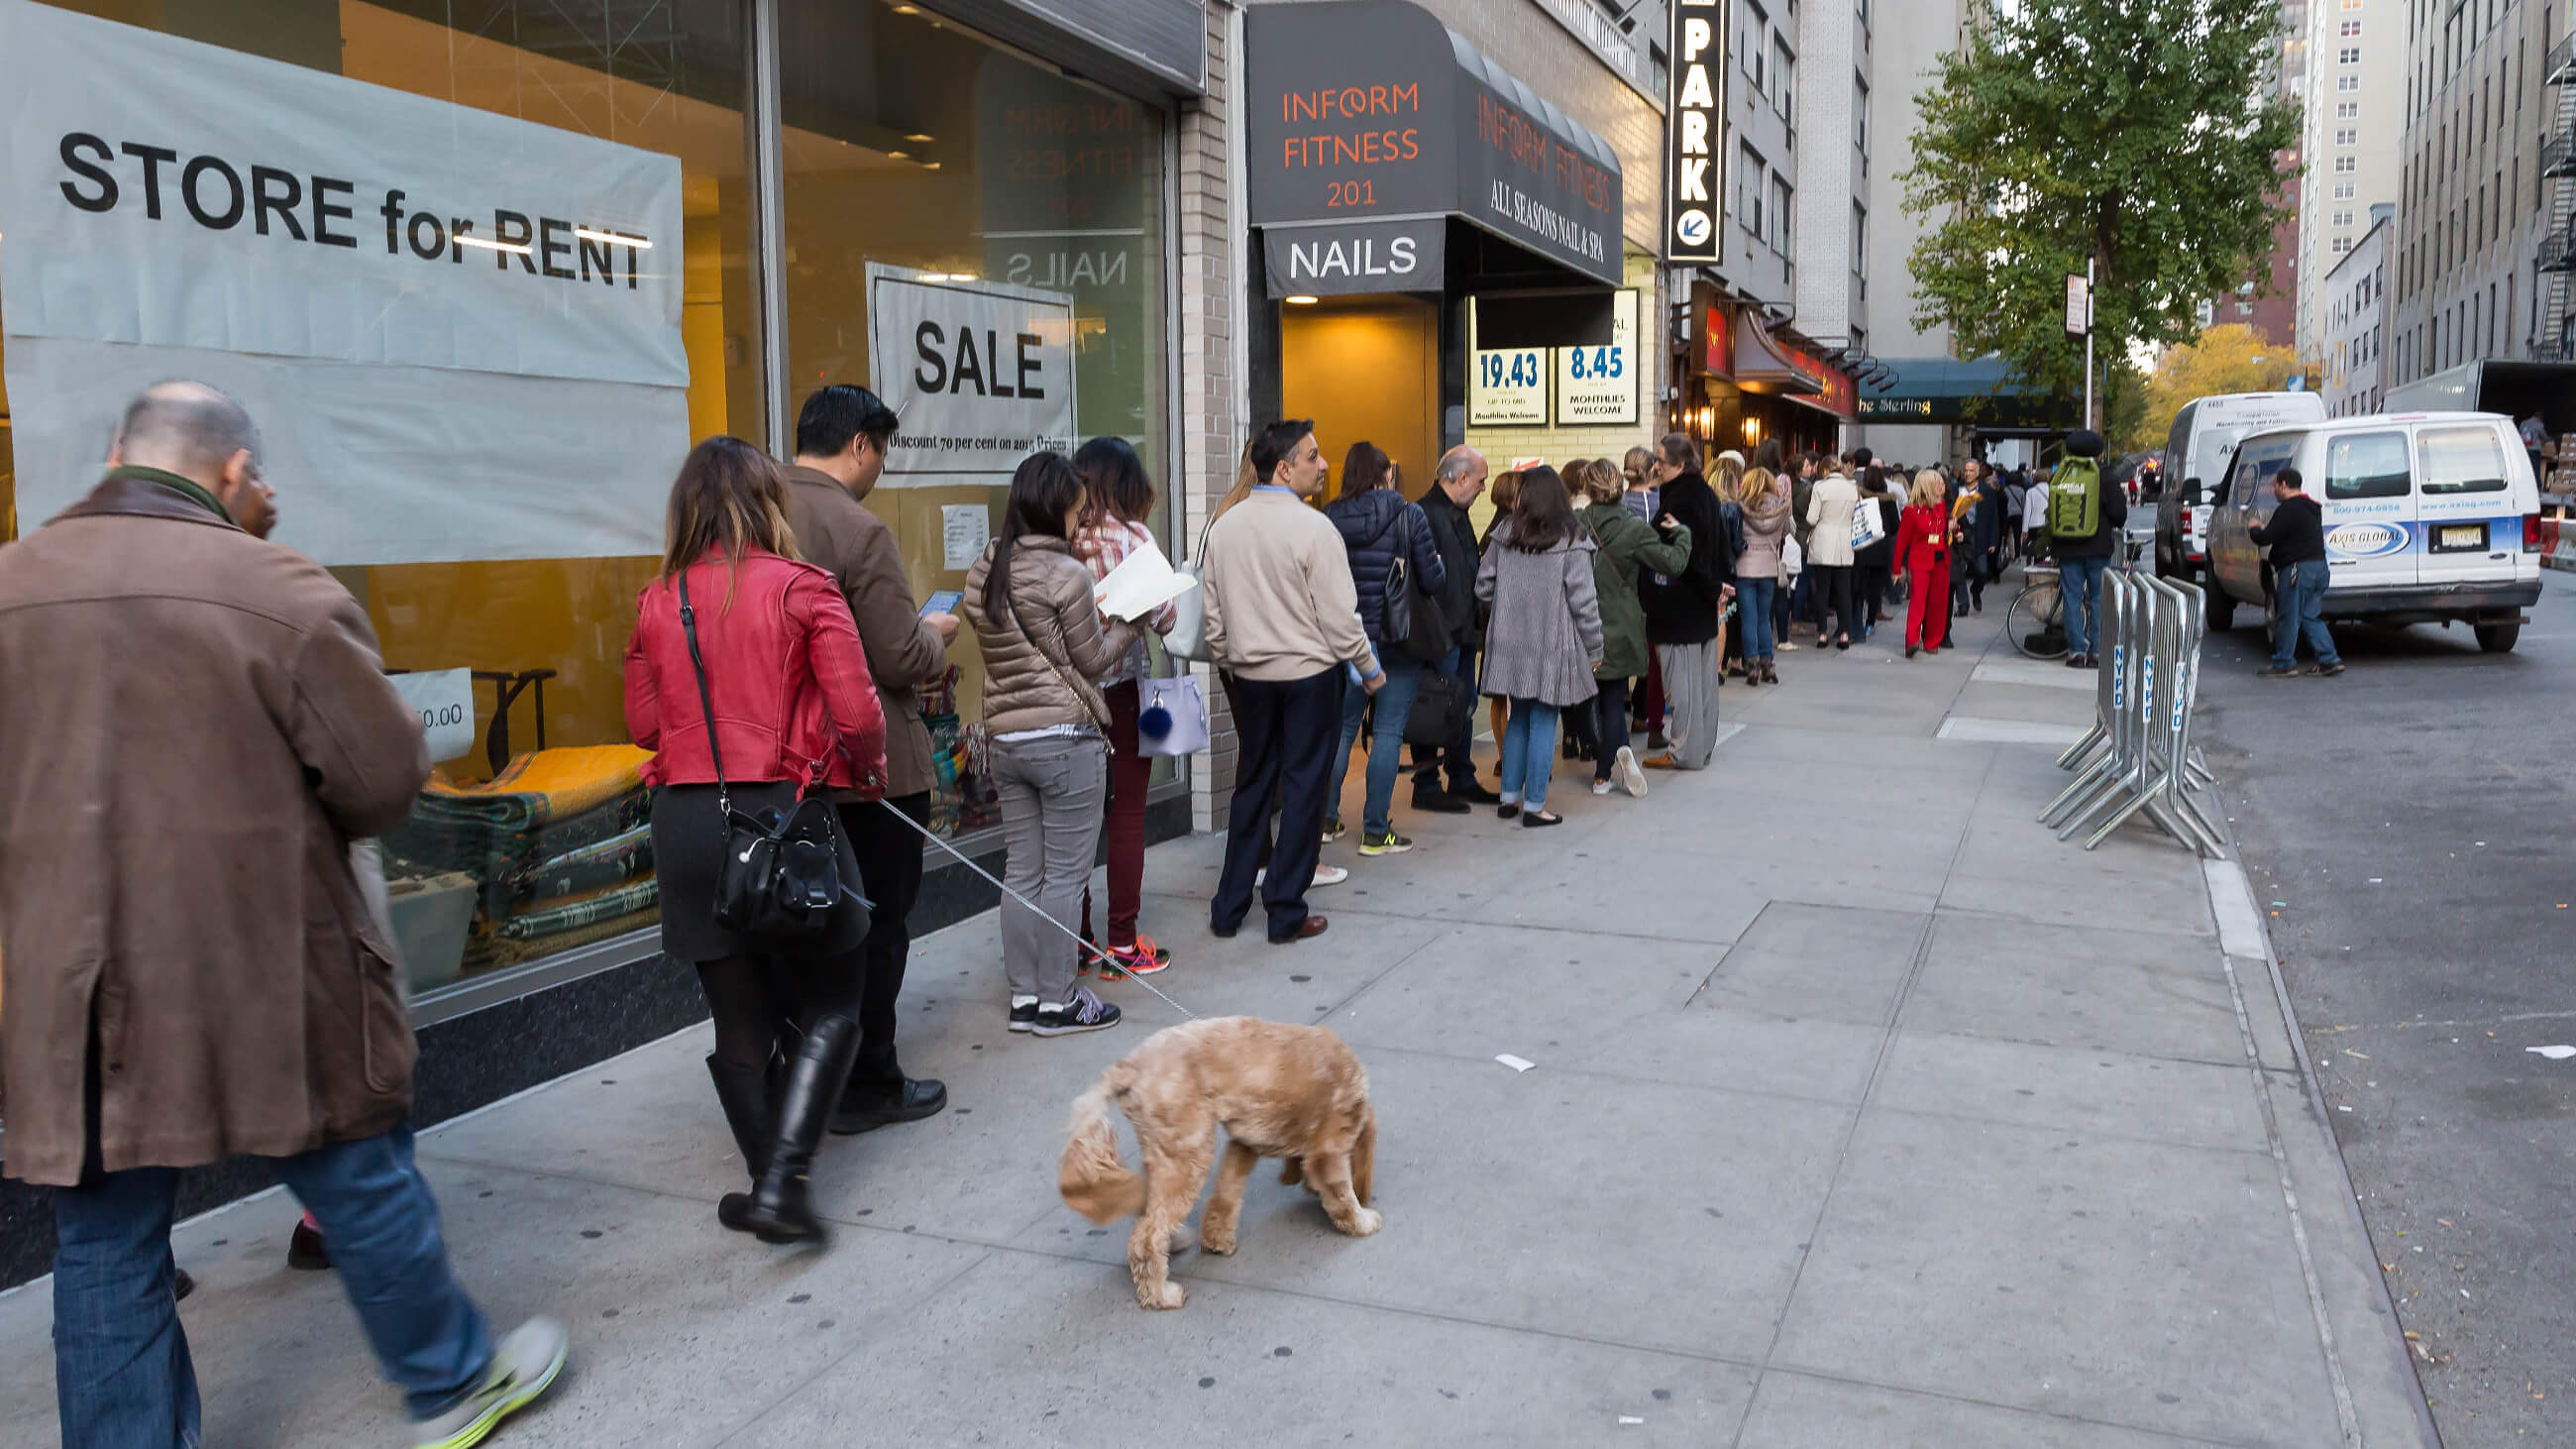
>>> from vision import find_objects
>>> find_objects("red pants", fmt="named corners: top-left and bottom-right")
top-left (1905, 557), bottom-right (1953, 650)
top-left (1080, 680), bottom-right (1151, 947)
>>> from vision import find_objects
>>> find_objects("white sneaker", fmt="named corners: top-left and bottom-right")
top-left (410, 1316), bottom-right (568, 1448)
top-left (1614, 745), bottom-right (1650, 799)
top-left (1254, 864), bottom-right (1347, 888)
top-left (1591, 779), bottom-right (1614, 796)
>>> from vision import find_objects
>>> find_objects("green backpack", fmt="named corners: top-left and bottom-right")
top-left (2048, 457), bottom-right (2101, 538)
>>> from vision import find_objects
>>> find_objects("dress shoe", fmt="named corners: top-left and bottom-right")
top-left (829, 1076), bottom-right (947, 1135)
top-left (1411, 787), bottom-right (1471, 815)
top-left (1641, 752), bottom-right (1681, 770)
top-left (1269, 915), bottom-right (1329, 944)
top-left (1448, 779), bottom-right (1504, 805)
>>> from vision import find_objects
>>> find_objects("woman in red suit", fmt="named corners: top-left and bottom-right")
top-left (1890, 469), bottom-right (1954, 658)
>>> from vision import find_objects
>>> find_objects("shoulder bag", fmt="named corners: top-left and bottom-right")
top-left (1386, 505), bottom-right (1450, 662)
top-left (1136, 673), bottom-right (1211, 756)
top-left (677, 571), bottom-right (863, 946)
top-left (1163, 518), bottom-right (1217, 662)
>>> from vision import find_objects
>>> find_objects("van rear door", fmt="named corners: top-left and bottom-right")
top-left (2413, 421), bottom-right (2520, 588)
top-left (2318, 429), bottom-right (2417, 594)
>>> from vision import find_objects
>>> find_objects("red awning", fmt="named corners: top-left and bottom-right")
top-left (1731, 314), bottom-right (1824, 397)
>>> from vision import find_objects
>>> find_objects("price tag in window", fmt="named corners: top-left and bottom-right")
top-left (1555, 289), bottom-right (1639, 425)
top-left (389, 668), bottom-right (477, 763)
top-left (1470, 346), bottom-right (1550, 426)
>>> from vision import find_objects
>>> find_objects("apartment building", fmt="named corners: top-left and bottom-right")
top-left (2389, 0), bottom-right (2552, 383)
top-left (1847, 0), bottom-right (1973, 463)
top-left (2323, 204), bottom-right (2397, 415)
top-left (2297, 0), bottom-right (2407, 360)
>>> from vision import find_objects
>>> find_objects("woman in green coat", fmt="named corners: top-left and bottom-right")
top-left (1574, 458), bottom-right (1693, 798)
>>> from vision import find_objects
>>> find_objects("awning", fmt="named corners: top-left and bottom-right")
top-left (1733, 314), bottom-right (1824, 397)
top-left (1856, 355), bottom-right (2063, 427)
top-left (1245, 0), bottom-right (1624, 298)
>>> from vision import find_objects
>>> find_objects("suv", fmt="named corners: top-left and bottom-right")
top-left (2155, 390), bottom-right (2327, 587)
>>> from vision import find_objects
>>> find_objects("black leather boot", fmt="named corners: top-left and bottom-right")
top-left (743, 1014), bottom-right (861, 1242)
top-left (705, 1055), bottom-right (771, 1233)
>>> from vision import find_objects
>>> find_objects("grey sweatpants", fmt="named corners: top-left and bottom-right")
top-left (1655, 640), bottom-right (1721, 771)
top-left (993, 731), bottom-right (1109, 1005)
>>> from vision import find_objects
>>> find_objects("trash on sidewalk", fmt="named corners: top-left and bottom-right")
top-left (1495, 1054), bottom-right (1537, 1073)
top-left (2524, 1045), bottom-right (2576, 1060)
top-left (1617, 1415), bottom-right (1646, 1425)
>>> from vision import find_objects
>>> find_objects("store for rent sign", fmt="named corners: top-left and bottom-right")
top-left (1664, 0), bottom-right (1723, 264)
top-left (866, 263), bottom-right (1077, 483)
top-left (0, 0), bottom-right (687, 567)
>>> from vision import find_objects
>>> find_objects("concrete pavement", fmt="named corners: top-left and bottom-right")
top-left (0, 574), bottom-right (2434, 1447)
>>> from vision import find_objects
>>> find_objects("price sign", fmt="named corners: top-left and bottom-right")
top-left (1555, 289), bottom-right (1639, 424)
top-left (1469, 346), bottom-right (1550, 425)
top-left (388, 668), bottom-right (477, 763)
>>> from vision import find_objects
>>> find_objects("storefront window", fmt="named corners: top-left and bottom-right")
top-left (3, 0), bottom-right (762, 992)
top-left (777, 0), bottom-right (1172, 837)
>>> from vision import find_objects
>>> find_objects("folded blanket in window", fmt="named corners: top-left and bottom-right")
top-left (495, 876), bottom-right (660, 941)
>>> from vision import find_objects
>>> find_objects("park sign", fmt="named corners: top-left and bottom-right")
top-left (1664, 0), bottom-right (1722, 264)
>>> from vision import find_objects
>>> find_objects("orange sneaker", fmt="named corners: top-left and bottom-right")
top-left (1098, 935), bottom-right (1173, 978)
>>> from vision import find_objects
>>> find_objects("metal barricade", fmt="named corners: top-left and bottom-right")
top-left (2040, 570), bottom-right (2226, 857)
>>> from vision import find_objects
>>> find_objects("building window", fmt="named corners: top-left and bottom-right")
top-left (2339, 46), bottom-right (2361, 64)
top-left (2339, 74), bottom-right (2360, 91)
top-left (2334, 237), bottom-right (2355, 254)
top-left (2335, 156), bottom-right (2357, 172)
top-left (1737, 143), bottom-right (1765, 241)
top-left (2335, 128), bottom-right (2358, 146)
top-left (1855, 75), bottom-right (1871, 159)
top-left (1775, 37), bottom-right (1795, 123)
top-left (2341, 19), bottom-right (2363, 36)
top-left (1741, 2), bottom-right (1768, 90)
top-left (1853, 201), bottom-right (1869, 276)
top-left (2335, 181), bottom-right (2357, 199)
top-left (1771, 174), bottom-right (1793, 253)
top-left (2334, 209), bottom-right (2355, 227)
top-left (2336, 102), bottom-right (2359, 119)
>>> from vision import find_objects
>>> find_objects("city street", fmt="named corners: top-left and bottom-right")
top-left (0, 590), bottom-right (2433, 1448)
top-left (2196, 575), bottom-right (2576, 1445)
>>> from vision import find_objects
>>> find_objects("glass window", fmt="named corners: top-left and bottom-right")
top-left (1771, 175), bottom-right (1793, 253)
top-left (1741, 2), bottom-right (1768, 88)
top-left (1736, 144), bottom-right (1765, 238)
top-left (2417, 424), bottom-right (2511, 493)
top-left (778, 0), bottom-right (1172, 836)
top-left (2326, 431), bottom-right (2414, 499)
top-left (1773, 38), bottom-right (1794, 122)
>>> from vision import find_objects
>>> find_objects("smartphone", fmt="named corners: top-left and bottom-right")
top-left (918, 589), bottom-right (962, 617)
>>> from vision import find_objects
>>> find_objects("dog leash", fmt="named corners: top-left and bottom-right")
top-left (876, 799), bottom-right (1202, 1021)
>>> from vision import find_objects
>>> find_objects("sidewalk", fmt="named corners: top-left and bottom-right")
top-left (0, 577), bottom-right (2432, 1448)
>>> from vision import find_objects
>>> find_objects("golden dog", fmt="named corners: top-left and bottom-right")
top-left (1058, 1017), bottom-right (1379, 1310)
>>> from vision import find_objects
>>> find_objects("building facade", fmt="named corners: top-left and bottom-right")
top-left (2204, 0), bottom-right (2306, 349)
top-left (2296, 0), bottom-right (2406, 360)
top-left (1846, 0), bottom-right (1971, 465)
top-left (2389, 0), bottom-right (2551, 383)
top-left (2323, 204), bottom-right (2395, 414)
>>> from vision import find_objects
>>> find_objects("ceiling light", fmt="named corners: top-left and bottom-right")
top-left (887, 151), bottom-right (911, 161)
top-left (947, 273), bottom-right (976, 281)
top-left (1284, 294), bottom-right (1321, 305)
top-left (893, 3), bottom-right (919, 12)
top-left (906, 133), bottom-right (934, 143)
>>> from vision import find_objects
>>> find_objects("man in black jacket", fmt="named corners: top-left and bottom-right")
top-left (1641, 433), bottom-right (1734, 770)
top-left (2247, 466), bottom-right (2343, 678)
top-left (1410, 446), bottom-right (1501, 808)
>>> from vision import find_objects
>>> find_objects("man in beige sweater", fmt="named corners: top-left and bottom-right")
top-left (1203, 418), bottom-right (1381, 943)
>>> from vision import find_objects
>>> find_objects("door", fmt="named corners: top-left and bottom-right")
top-left (2411, 421), bottom-right (2516, 587)
top-left (2210, 434), bottom-right (2300, 603)
top-left (2316, 428), bottom-right (2417, 595)
top-left (1280, 296), bottom-right (1441, 506)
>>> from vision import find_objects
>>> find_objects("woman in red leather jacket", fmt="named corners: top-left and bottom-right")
top-left (1889, 469), bottom-right (1955, 658)
top-left (624, 436), bottom-right (887, 1242)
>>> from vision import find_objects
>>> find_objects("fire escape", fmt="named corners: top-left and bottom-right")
top-left (2536, 32), bottom-right (2576, 360)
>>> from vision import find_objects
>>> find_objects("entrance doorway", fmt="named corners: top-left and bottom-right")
top-left (1281, 295), bottom-right (1442, 498)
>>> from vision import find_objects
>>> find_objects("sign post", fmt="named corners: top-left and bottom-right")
top-left (2067, 261), bottom-right (2097, 431)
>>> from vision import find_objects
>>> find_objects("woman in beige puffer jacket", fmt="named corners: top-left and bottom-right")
top-left (963, 453), bottom-right (1137, 1036)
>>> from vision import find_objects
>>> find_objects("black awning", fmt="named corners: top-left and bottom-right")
top-left (1245, 0), bottom-right (1624, 297)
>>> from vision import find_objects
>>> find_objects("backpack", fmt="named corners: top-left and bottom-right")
top-left (2048, 457), bottom-right (2101, 539)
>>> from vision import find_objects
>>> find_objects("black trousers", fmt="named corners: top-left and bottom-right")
top-left (1858, 559), bottom-right (1891, 627)
top-left (1591, 676), bottom-right (1630, 782)
top-left (1215, 667), bottom-right (1343, 939)
top-left (1410, 646), bottom-right (1480, 793)
top-left (1811, 563), bottom-right (1857, 641)
top-left (838, 792), bottom-right (930, 1085)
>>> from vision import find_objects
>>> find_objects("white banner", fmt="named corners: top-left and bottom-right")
top-left (866, 263), bottom-right (1076, 484)
top-left (1555, 289), bottom-right (1639, 425)
top-left (388, 667), bottom-right (477, 763)
top-left (0, 0), bottom-right (690, 565)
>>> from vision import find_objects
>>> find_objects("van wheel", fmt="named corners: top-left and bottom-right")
top-left (2476, 622), bottom-right (2521, 653)
top-left (2204, 588), bottom-right (2235, 631)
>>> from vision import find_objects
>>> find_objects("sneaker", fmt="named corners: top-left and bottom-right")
top-left (1100, 937), bottom-right (1172, 977)
top-left (2310, 662), bottom-right (2346, 678)
top-left (409, 1315), bottom-right (568, 1449)
top-left (1591, 778), bottom-right (1614, 795)
top-left (1358, 831), bottom-right (1414, 856)
top-left (1321, 818), bottom-right (1346, 843)
top-left (1254, 863), bottom-right (1348, 888)
top-left (2258, 664), bottom-right (2300, 679)
top-left (1614, 745), bottom-right (1650, 798)
top-left (1033, 985), bottom-right (1122, 1036)
top-left (1777, 639), bottom-right (1800, 652)
top-left (1008, 998), bottom-right (1038, 1032)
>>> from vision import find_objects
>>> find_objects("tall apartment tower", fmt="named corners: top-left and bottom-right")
top-left (2297, 0), bottom-right (2407, 361)
top-left (2389, 0), bottom-right (2553, 382)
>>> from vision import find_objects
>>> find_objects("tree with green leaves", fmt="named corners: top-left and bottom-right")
top-left (1900, 1), bottom-right (2299, 415)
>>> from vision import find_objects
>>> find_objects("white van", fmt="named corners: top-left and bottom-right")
top-left (2155, 390), bottom-right (2327, 587)
top-left (2203, 411), bottom-right (2543, 652)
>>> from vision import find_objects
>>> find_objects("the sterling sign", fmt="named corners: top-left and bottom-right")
top-left (1664, 0), bottom-right (1723, 265)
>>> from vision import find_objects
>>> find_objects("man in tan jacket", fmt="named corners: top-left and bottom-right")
top-left (1202, 418), bottom-right (1381, 945)
top-left (0, 383), bottom-right (565, 1448)
top-left (781, 385), bottom-right (958, 1132)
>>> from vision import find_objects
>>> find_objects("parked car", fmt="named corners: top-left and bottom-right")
top-left (2203, 411), bottom-right (2543, 652)
top-left (2156, 390), bottom-right (2327, 588)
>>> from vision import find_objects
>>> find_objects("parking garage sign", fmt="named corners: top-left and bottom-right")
top-left (1664, 0), bottom-right (1722, 264)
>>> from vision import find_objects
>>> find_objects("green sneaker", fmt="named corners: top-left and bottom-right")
top-left (411, 1316), bottom-right (568, 1449)
top-left (1321, 817), bottom-right (1346, 843)
top-left (1358, 831), bottom-right (1414, 856)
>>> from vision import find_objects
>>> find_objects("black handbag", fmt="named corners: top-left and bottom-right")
top-left (1404, 664), bottom-right (1474, 748)
top-left (677, 571), bottom-right (866, 946)
top-left (1385, 506), bottom-right (1450, 662)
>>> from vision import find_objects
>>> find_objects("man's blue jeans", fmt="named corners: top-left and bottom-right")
top-left (1497, 698), bottom-right (1562, 810)
top-left (54, 1124), bottom-right (491, 1447)
top-left (2271, 558), bottom-right (2342, 669)
top-left (2059, 556), bottom-right (2110, 657)
top-left (1330, 651), bottom-right (1422, 836)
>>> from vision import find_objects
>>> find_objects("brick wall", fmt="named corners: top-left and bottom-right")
top-left (1180, 2), bottom-right (1243, 834)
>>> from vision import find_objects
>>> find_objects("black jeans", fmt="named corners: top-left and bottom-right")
top-left (838, 792), bottom-right (930, 1086)
top-left (1215, 667), bottom-right (1343, 939)
top-left (1592, 677), bottom-right (1631, 781)
top-left (1858, 559), bottom-right (1891, 627)
top-left (1811, 563), bottom-right (1857, 641)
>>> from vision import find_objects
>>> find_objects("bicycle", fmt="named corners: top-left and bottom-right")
top-left (2007, 562), bottom-right (2069, 661)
